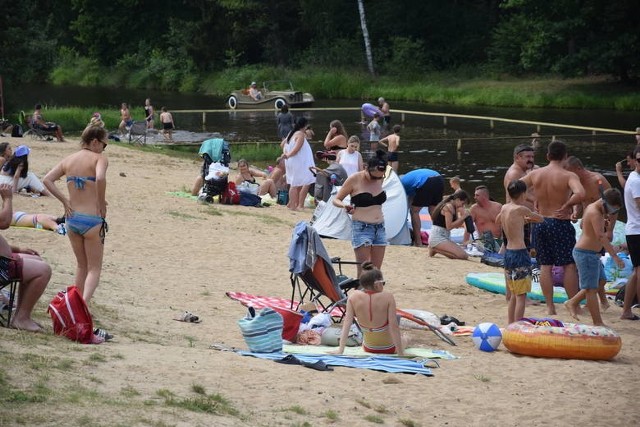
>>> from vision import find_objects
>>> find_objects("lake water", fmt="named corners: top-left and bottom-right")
top-left (5, 84), bottom-right (639, 203)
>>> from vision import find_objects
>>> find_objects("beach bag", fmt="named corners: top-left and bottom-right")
top-left (47, 286), bottom-right (94, 344)
top-left (320, 324), bottom-right (362, 347)
top-left (603, 253), bottom-right (633, 281)
top-left (239, 192), bottom-right (262, 207)
top-left (237, 307), bottom-right (283, 353)
top-left (220, 181), bottom-right (240, 205)
top-left (271, 307), bottom-right (303, 342)
top-left (237, 181), bottom-right (260, 195)
top-left (11, 124), bottom-right (23, 138)
top-left (277, 189), bottom-right (289, 205)
top-left (615, 284), bottom-right (638, 307)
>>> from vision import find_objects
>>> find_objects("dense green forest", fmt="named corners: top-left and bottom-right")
top-left (1, 0), bottom-right (638, 98)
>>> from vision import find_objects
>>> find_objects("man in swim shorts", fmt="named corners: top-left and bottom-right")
top-left (496, 180), bottom-right (544, 324)
top-left (0, 184), bottom-right (51, 332)
top-left (521, 141), bottom-right (585, 315)
top-left (400, 169), bottom-right (444, 247)
top-left (470, 185), bottom-right (502, 252)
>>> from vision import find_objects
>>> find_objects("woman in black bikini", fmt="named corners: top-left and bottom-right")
top-left (235, 159), bottom-right (277, 198)
top-left (428, 190), bottom-right (470, 260)
top-left (333, 150), bottom-right (388, 276)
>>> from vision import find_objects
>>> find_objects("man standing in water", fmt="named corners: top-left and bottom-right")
top-left (521, 141), bottom-right (585, 315)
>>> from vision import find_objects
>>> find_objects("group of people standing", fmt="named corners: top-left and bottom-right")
top-left (118, 100), bottom-right (175, 141)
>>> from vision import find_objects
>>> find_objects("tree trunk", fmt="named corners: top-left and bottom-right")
top-left (357, 0), bottom-right (375, 76)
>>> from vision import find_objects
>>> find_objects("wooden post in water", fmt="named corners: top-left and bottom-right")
top-left (443, 116), bottom-right (448, 127)
top-left (490, 119), bottom-right (494, 130)
top-left (457, 138), bottom-right (462, 152)
top-left (202, 112), bottom-right (206, 131)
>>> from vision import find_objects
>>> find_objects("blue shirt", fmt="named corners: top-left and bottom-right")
top-left (400, 169), bottom-right (440, 197)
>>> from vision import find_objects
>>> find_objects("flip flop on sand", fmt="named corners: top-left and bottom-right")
top-left (621, 314), bottom-right (640, 321)
top-left (174, 311), bottom-right (201, 323)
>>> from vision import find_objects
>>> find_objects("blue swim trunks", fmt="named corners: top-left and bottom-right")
top-left (533, 218), bottom-right (576, 266)
top-left (351, 220), bottom-right (387, 249)
top-left (66, 212), bottom-right (106, 238)
top-left (573, 248), bottom-right (601, 290)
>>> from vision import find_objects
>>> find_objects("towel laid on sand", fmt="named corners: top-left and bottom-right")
top-left (283, 344), bottom-right (457, 360)
top-left (226, 291), bottom-right (344, 317)
top-left (238, 351), bottom-right (434, 376)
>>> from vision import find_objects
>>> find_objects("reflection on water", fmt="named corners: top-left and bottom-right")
top-left (7, 84), bottom-right (638, 204)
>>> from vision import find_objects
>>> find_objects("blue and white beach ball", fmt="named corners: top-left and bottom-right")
top-left (472, 322), bottom-right (502, 352)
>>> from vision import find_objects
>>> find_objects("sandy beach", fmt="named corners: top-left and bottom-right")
top-left (0, 136), bottom-right (638, 427)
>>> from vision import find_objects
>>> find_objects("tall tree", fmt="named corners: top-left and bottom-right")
top-left (357, 0), bottom-right (375, 75)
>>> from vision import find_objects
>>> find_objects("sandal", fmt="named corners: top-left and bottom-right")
top-left (175, 311), bottom-right (201, 323)
top-left (93, 328), bottom-right (114, 341)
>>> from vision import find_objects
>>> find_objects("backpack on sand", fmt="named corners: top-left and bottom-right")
top-left (48, 286), bottom-right (97, 344)
top-left (11, 124), bottom-right (23, 138)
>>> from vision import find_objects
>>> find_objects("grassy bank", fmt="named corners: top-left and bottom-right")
top-left (50, 60), bottom-right (640, 111)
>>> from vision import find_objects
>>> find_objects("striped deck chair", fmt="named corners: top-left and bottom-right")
top-left (288, 221), bottom-right (359, 321)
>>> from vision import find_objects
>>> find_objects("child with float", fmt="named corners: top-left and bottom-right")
top-left (564, 189), bottom-right (625, 326)
top-left (496, 179), bottom-right (544, 324)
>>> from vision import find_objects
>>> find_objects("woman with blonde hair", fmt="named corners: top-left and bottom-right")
top-left (43, 127), bottom-right (109, 307)
top-left (334, 262), bottom-right (405, 355)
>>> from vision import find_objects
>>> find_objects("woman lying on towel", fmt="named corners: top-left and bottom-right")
top-left (333, 262), bottom-right (407, 355)
top-left (11, 211), bottom-right (66, 235)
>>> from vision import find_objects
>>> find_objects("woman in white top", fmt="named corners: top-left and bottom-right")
top-left (282, 117), bottom-right (316, 210)
top-left (337, 135), bottom-right (364, 177)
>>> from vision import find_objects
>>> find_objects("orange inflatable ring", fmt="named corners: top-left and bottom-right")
top-left (502, 320), bottom-right (622, 360)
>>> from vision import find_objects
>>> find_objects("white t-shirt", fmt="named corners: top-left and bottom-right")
top-left (624, 170), bottom-right (640, 235)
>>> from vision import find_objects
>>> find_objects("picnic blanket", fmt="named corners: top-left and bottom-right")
top-left (237, 351), bottom-right (434, 376)
top-left (226, 291), bottom-right (344, 317)
top-left (283, 344), bottom-right (457, 360)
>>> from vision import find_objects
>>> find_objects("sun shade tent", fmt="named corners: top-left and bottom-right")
top-left (311, 167), bottom-right (411, 245)
top-left (288, 221), bottom-right (359, 320)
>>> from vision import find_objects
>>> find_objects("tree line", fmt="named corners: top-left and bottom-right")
top-left (2, 0), bottom-right (638, 90)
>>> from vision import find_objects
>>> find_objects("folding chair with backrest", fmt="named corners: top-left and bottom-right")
top-left (128, 121), bottom-right (147, 145)
top-left (23, 115), bottom-right (56, 141)
top-left (288, 221), bottom-right (359, 321)
top-left (0, 279), bottom-right (19, 327)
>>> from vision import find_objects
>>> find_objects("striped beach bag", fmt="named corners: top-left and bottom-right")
top-left (238, 307), bottom-right (283, 353)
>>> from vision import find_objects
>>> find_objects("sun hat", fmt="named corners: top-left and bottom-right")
top-left (15, 145), bottom-right (30, 157)
top-left (251, 81), bottom-right (257, 86)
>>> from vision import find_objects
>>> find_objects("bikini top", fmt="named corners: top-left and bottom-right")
top-left (351, 191), bottom-right (386, 208)
top-left (433, 205), bottom-right (457, 227)
top-left (67, 176), bottom-right (96, 189)
top-left (362, 289), bottom-right (389, 328)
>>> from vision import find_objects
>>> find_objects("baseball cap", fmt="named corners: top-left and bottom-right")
top-left (15, 145), bottom-right (30, 157)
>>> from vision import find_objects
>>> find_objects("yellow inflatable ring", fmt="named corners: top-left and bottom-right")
top-left (503, 320), bottom-right (622, 360)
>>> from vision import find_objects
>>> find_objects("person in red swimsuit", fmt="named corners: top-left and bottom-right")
top-left (333, 262), bottom-right (407, 355)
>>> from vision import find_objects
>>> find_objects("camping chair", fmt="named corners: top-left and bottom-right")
top-left (128, 121), bottom-right (148, 145)
top-left (288, 221), bottom-right (359, 321)
top-left (0, 279), bottom-right (18, 327)
top-left (22, 115), bottom-right (56, 141)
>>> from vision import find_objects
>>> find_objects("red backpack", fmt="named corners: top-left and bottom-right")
top-left (220, 181), bottom-right (240, 205)
top-left (48, 286), bottom-right (97, 344)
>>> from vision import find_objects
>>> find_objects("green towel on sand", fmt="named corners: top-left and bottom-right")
top-left (167, 191), bottom-right (198, 200)
top-left (283, 344), bottom-right (457, 360)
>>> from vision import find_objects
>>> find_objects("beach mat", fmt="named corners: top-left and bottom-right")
top-left (283, 344), bottom-right (457, 360)
top-left (237, 351), bottom-right (434, 376)
top-left (226, 291), bottom-right (344, 317)
top-left (466, 272), bottom-right (569, 303)
top-left (167, 191), bottom-right (198, 201)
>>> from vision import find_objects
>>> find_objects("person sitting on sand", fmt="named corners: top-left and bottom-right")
top-left (235, 159), bottom-right (278, 198)
top-left (11, 211), bottom-right (66, 235)
top-left (427, 190), bottom-right (471, 260)
top-left (565, 189), bottom-right (625, 326)
top-left (0, 145), bottom-right (51, 196)
top-left (333, 262), bottom-right (406, 355)
top-left (496, 180), bottom-right (544, 324)
top-left (0, 183), bottom-right (52, 332)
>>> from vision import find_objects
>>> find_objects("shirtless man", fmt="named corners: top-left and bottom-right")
top-left (504, 144), bottom-right (536, 208)
top-left (521, 141), bottom-right (585, 315)
top-left (379, 124), bottom-right (401, 172)
top-left (564, 156), bottom-right (617, 309)
top-left (564, 189), bottom-right (624, 326)
top-left (470, 185), bottom-right (503, 253)
top-left (0, 184), bottom-right (51, 332)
